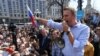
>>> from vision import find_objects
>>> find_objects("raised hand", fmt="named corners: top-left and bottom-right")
top-left (62, 21), bottom-right (70, 32)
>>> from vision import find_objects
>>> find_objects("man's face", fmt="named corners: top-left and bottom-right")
top-left (96, 29), bottom-right (100, 37)
top-left (41, 29), bottom-right (48, 37)
top-left (63, 10), bottom-right (74, 23)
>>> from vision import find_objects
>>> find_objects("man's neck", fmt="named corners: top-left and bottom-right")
top-left (69, 19), bottom-right (77, 27)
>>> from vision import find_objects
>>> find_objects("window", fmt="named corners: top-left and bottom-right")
top-left (14, 14), bottom-right (16, 17)
top-left (21, 15), bottom-right (23, 17)
top-left (3, 5), bottom-right (6, 8)
top-left (2, 0), bottom-right (5, 3)
top-left (25, 15), bottom-right (27, 17)
top-left (25, 11), bottom-right (27, 13)
top-left (18, 14), bottom-right (20, 17)
top-left (10, 14), bottom-right (12, 17)
top-left (14, 10), bottom-right (17, 13)
top-left (5, 14), bottom-right (7, 16)
top-left (4, 9), bottom-right (6, 12)
top-left (0, 13), bottom-right (2, 16)
top-left (17, 10), bottom-right (19, 13)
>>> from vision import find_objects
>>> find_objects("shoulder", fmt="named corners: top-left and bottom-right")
top-left (85, 42), bottom-right (94, 51)
top-left (87, 42), bottom-right (94, 48)
top-left (78, 23), bottom-right (90, 30)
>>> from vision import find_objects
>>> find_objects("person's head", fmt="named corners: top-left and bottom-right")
top-left (63, 7), bottom-right (77, 26)
top-left (51, 29), bottom-right (60, 39)
top-left (95, 27), bottom-right (100, 37)
top-left (40, 28), bottom-right (48, 37)
top-left (11, 51), bottom-right (20, 56)
top-left (0, 34), bottom-right (3, 40)
top-left (9, 44), bottom-right (16, 51)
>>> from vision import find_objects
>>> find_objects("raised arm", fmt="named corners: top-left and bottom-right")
top-left (35, 17), bottom-right (63, 31)
top-left (35, 17), bottom-right (48, 26)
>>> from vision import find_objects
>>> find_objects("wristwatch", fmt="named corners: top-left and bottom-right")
top-left (66, 30), bottom-right (71, 35)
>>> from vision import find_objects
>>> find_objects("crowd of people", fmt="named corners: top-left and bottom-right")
top-left (0, 7), bottom-right (100, 56)
top-left (83, 12), bottom-right (100, 56)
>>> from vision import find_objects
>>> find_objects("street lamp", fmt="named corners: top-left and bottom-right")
top-left (78, 0), bottom-right (83, 10)
top-left (34, 9), bottom-right (41, 26)
top-left (2, 19), bottom-right (5, 23)
top-left (2, 19), bottom-right (5, 26)
top-left (34, 9), bottom-right (41, 17)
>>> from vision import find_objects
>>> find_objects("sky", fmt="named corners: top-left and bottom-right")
top-left (69, 0), bottom-right (100, 12)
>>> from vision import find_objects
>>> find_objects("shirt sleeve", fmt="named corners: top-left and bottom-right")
top-left (47, 19), bottom-right (63, 31)
top-left (73, 26), bottom-right (90, 49)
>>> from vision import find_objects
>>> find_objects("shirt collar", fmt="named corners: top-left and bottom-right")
top-left (71, 22), bottom-right (81, 28)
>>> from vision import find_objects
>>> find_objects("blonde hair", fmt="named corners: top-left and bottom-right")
top-left (63, 7), bottom-right (76, 17)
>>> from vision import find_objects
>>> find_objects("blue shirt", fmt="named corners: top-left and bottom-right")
top-left (52, 41), bottom-right (62, 56)
top-left (92, 15), bottom-right (100, 25)
top-left (47, 20), bottom-right (90, 56)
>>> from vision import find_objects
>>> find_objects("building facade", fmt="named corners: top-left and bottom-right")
top-left (46, 0), bottom-right (70, 19)
top-left (0, 0), bottom-right (47, 24)
top-left (0, 0), bottom-right (70, 23)
top-left (84, 0), bottom-right (97, 14)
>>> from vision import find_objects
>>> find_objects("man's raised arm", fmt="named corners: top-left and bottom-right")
top-left (35, 17), bottom-right (48, 25)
